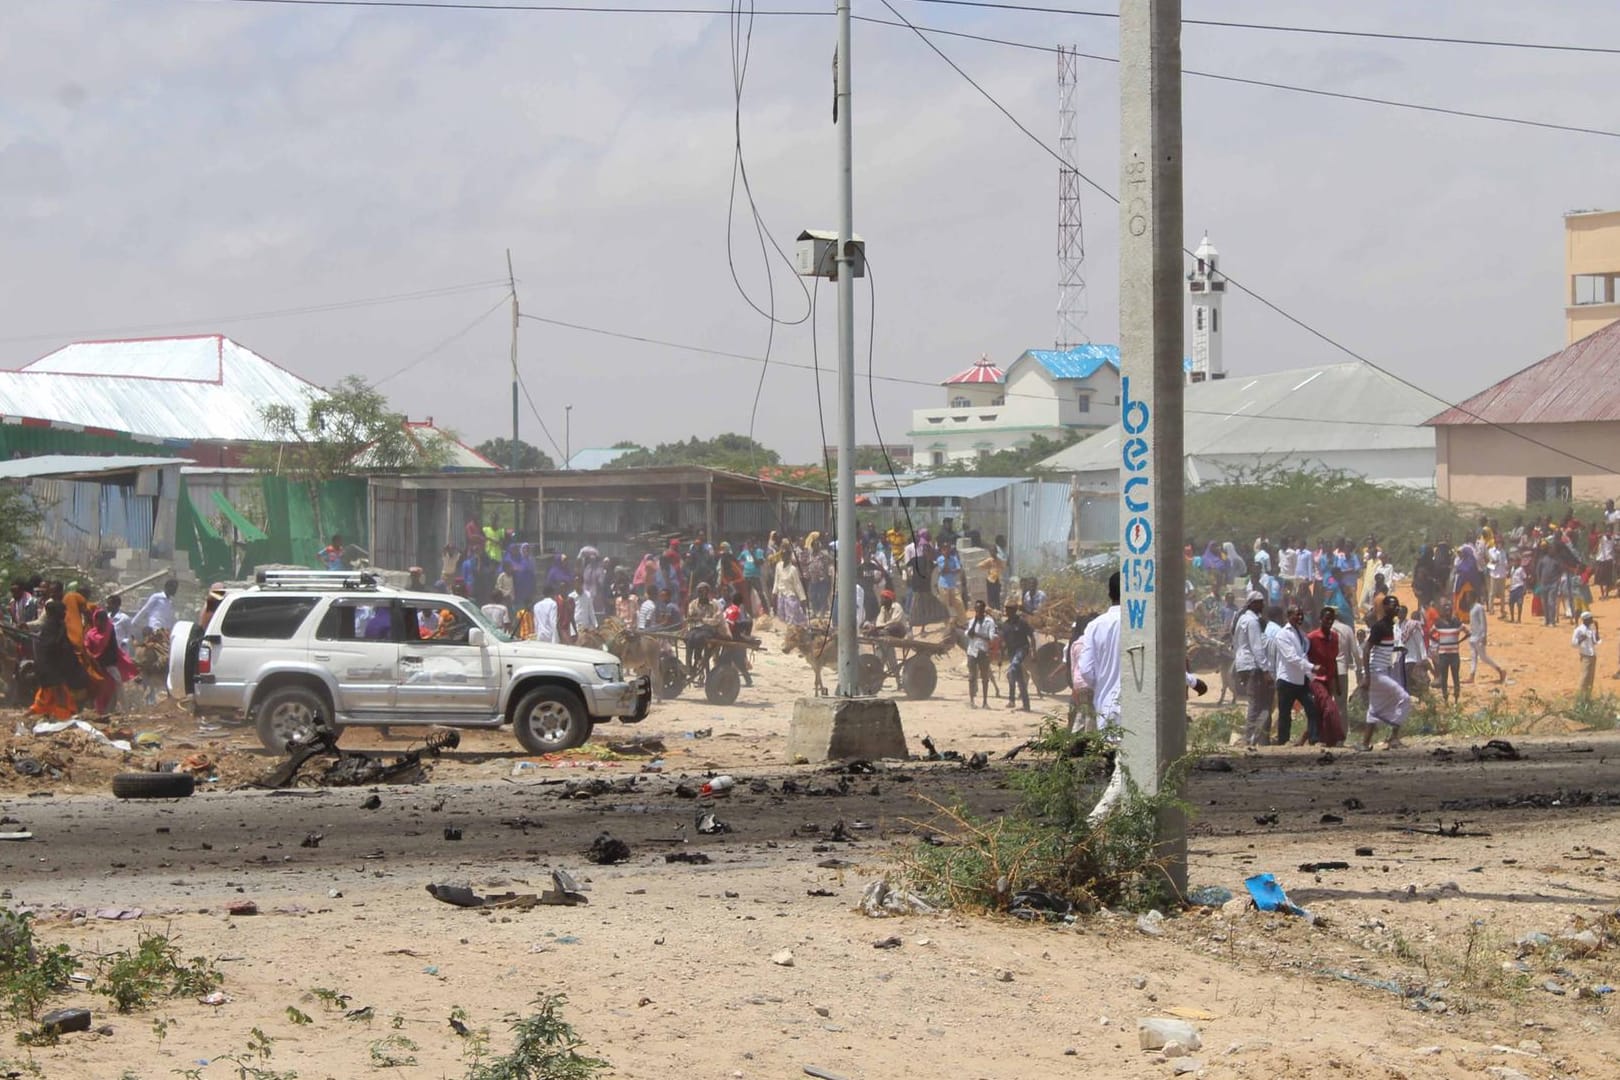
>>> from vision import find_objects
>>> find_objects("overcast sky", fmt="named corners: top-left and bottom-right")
top-left (1, 0), bottom-right (1616, 462)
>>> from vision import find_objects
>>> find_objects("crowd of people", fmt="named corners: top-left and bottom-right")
top-left (4, 576), bottom-right (187, 720)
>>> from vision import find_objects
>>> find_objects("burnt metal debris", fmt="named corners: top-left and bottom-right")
top-left (255, 728), bottom-right (461, 789)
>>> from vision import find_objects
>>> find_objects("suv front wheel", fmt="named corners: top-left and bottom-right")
top-left (255, 685), bottom-right (339, 752)
top-left (512, 685), bottom-right (589, 754)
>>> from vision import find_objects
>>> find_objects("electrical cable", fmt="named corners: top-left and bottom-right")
top-left (899, 0), bottom-right (1620, 57)
top-left (373, 292), bottom-right (511, 386)
top-left (859, 254), bottom-right (919, 552)
top-left (517, 310), bottom-right (1497, 432)
top-left (199, 1), bottom-right (1620, 140)
top-left (514, 361), bottom-right (566, 459)
top-left (876, 0), bottom-right (1620, 477)
top-left (0, 279), bottom-right (511, 346)
top-left (214, 0), bottom-right (1620, 57)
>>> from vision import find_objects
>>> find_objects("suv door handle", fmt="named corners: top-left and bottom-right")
top-left (313, 654), bottom-right (330, 661)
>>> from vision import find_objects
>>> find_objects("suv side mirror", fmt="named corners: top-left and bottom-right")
top-left (468, 627), bottom-right (487, 648)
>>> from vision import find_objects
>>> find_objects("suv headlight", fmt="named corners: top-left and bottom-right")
top-left (594, 663), bottom-right (622, 682)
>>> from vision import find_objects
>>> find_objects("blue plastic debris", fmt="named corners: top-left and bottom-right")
top-left (1244, 873), bottom-right (1308, 917)
top-left (1187, 885), bottom-right (1234, 907)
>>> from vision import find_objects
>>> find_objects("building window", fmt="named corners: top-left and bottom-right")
top-left (931, 451), bottom-right (944, 466)
top-left (1526, 476), bottom-right (1572, 504)
top-left (990, 395), bottom-right (1004, 406)
top-left (1195, 308), bottom-right (1204, 331)
top-left (950, 395), bottom-right (970, 408)
top-left (1573, 274), bottom-right (1617, 306)
top-left (977, 448), bottom-right (990, 460)
top-left (1211, 308), bottom-right (1219, 332)
top-left (1076, 391), bottom-right (1091, 413)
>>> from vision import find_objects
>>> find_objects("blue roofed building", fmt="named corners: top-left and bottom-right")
top-left (908, 345), bottom-right (1122, 469)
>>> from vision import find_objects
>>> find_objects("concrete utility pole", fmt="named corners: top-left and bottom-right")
top-left (507, 249), bottom-right (520, 472)
top-left (833, 0), bottom-right (858, 697)
top-left (1117, 0), bottom-right (1188, 897)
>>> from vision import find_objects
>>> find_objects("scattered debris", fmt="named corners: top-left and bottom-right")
top-left (700, 775), bottom-right (736, 798)
top-left (39, 1008), bottom-right (92, 1036)
top-left (1136, 910), bottom-right (1166, 936)
top-left (94, 908), bottom-right (143, 921)
top-left (665, 851), bottom-right (711, 865)
top-left (301, 832), bottom-right (323, 849)
top-left (1391, 820), bottom-right (1491, 838)
top-left (1342, 797), bottom-right (1364, 810)
top-left (1138, 1017), bottom-right (1202, 1052)
top-left (0, 831), bottom-right (32, 842)
top-left (770, 949), bottom-right (796, 967)
top-left (1471, 739), bottom-right (1522, 762)
top-left (1186, 885), bottom-right (1233, 908)
top-left (541, 869), bottom-right (590, 906)
top-left (964, 751), bottom-right (989, 771)
top-left (360, 795), bottom-right (382, 810)
top-left (586, 832), bottom-right (631, 865)
top-left (1355, 846), bottom-right (1375, 857)
top-left (259, 729), bottom-right (461, 789)
top-left (443, 826), bottom-right (463, 841)
top-left (225, 900), bottom-right (258, 917)
top-left (696, 811), bottom-right (731, 836)
top-left (994, 969), bottom-right (1014, 982)
top-left (1243, 873), bottom-right (1308, 918)
top-left (1193, 757), bottom-right (1233, 773)
top-left (199, 991), bottom-right (230, 1007)
top-left (1253, 810), bottom-right (1279, 826)
top-left (872, 935), bottom-right (902, 949)
top-left (859, 877), bottom-right (934, 917)
top-left (1318, 812), bottom-right (1344, 824)
top-left (1298, 861), bottom-right (1350, 873)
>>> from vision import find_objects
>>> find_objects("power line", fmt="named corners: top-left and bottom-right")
top-left (199, 1), bottom-right (1620, 140)
top-left (517, 310), bottom-right (1471, 432)
top-left (0, 280), bottom-right (512, 346)
top-left (900, 0), bottom-right (1620, 56)
top-left (513, 362), bottom-right (566, 459)
top-left (373, 291), bottom-right (511, 386)
top-left (875, 0), bottom-right (1620, 476)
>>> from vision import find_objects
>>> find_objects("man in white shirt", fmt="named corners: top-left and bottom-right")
top-left (480, 593), bottom-right (512, 633)
top-left (532, 594), bottom-right (559, 643)
top-left (1231, 590), bottom-right (1271, 746)
top-left (961, 598), bottom-right (995, 708)
top-left (636, 589), bottom-right (657, 630)
top-left (130, 578), bottom-right (180, 635)
top-left (1573, 611), bottom-right (1600, 701)
top-left (1272, 605), bottom-right (1320, 745)
top-left (1077, 574), bottom-right (1123, 728)
top-left (1328, 608), bottom-right (1360, 723)
top-left (1466, 599), bottom-right (1505, 683)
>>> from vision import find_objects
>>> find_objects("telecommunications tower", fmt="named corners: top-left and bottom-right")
top-left (1056, 44), bottom-right (1086, 350)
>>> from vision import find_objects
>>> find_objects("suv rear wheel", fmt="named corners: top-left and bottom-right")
top-left (512, 685), bottom-right (589, 754)
top-left (254, 685), bottom-right (338, 752)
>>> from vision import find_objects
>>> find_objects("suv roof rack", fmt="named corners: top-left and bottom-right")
top-left (255, 569), bottom-right (382, 591)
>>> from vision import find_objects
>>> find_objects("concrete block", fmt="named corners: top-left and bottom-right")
top-left (787, 696), bottom-right (908, 762)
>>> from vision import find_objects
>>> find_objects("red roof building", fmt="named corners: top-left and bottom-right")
top-left (1426, 318), bottom-right (1620, 505)
top-left (943, 356), bottom-right (1005, 386)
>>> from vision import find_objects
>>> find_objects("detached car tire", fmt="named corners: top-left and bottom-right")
top-left (112, 772), bottom-right (195, 800)
top-left (512, 685), bottom-right (590, 754)
top-left (254, 685), bottom-right (338, 753)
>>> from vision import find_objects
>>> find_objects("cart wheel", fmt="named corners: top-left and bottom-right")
top-left (856, 654), bottom-right (887, 696)
top-left (1033, 641), bottom-right (1071, 696)
top-left (901, 656), bottom-right (937, 700)
top-left (657, 653), bottom-right (684, 700)
top-left (705, 662), bottom-right (741, 705)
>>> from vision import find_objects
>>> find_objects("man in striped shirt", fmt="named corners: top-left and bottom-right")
top-left (1427, 600), bottom-right (1468, 704)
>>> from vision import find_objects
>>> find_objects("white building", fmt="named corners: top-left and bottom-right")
top-left (908, 345), bottom-right (1122, 468)
top-left (1038, 362), bottom-right (1438, 491)
top-left (1187, 233), bottom-right (1226, 383)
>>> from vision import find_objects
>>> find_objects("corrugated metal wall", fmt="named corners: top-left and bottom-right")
top-left (1073, 492), bottom-right (1120, 548)
top-left (30, 477), bottom-right (160, 568)
top-left (1007, 481), bottom-right (1074, 574)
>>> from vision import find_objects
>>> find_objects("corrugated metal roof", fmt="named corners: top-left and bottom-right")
top-left (0, 454), bottom-right (189, 480)
top-left (1426, 318), bottom-right (1620, 426)
top-left (566, 447), bottom-right (635, 470)
top-left (1041, 363), bottom-right (1437, 472)
top-left (1022, 344), bottom-right (1120, 380)
top-left (0, 335), bottom-right (323, 442)
top-left (888, 475), bottom-right (1030, 499)
top-left (943, 357), bottom-right (1005, 385)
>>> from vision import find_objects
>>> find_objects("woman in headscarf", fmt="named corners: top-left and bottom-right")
top-left (61, 586), bottom-right (109, 707)
top-left (85, 607), bottom-right (138, 716)
top-left (30, 600), bottom-right (86, 720)
top-left (632, 553), bottom-right (657, 591)
top-left (546, 553), bottom-right (573, 594)
top-left (1201, 542), bottom-right (1226, 587)
top-left (1452, 542), bottom-right (1482, 612)
top-left (1221, 541), bottom-right (1248, 583)
top-left (773, 544), bottom-right (808, 626)
top-left (511, 543), bottom-right (537, 611)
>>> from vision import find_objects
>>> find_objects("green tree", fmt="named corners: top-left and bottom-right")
top-left (929, 431), bottom-right (1085, 478)
top-left (607, 433), bottom-right (780, 474)
top-left (254, 375), bottom-right (454, 540)
top-left (475, 437), bottom-right (554, 471)
top-left (0, 485), bottom-right (44, 584)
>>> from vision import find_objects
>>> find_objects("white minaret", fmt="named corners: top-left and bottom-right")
top-left (1187, 233), bottom-right (1226, 382)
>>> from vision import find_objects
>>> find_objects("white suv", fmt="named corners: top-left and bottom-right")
top-left (169, 570), bottom-right (651, 753)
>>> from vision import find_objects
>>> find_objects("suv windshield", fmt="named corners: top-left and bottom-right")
top-left (455, 598), bottom-right (514, 643)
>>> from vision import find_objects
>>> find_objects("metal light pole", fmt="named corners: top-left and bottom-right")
top-left (1118, 0), bottom-right (1188, 897)
top-left (564, 405), bottom-right (573, 470)
top-left (507, 249), bottom-right (520, 472)
top-left (833, 0), bottom-right (858, 697)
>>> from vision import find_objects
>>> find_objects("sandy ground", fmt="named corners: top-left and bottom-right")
top-left (1, 612), bottom-right (1617, 1079)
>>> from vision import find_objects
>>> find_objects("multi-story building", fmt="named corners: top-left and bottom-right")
top-left (1565, 208), bottom-right (1620, 344)
top-left (908, 345), bottom-right (1121, 468)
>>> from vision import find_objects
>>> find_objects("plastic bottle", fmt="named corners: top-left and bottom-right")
top-left (699, 775), bottom-right (735, 798)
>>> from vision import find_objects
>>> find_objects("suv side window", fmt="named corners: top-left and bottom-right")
top-left (403, 601), bottom-right (471, 644)
top-left (317, 600), bottom-right (397, 642)
top-left (218, 596), bottom-right (320, 640)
